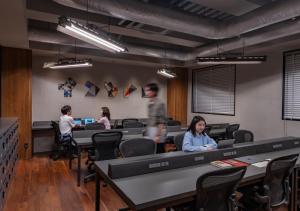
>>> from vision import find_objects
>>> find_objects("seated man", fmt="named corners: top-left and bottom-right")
top-left (182, 116), bottom-right (217, 152)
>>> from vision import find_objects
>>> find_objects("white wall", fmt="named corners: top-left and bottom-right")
top-left (32, 55), bottom-right (167, 121)
top-left (188, 46), bottom-right (300, 140)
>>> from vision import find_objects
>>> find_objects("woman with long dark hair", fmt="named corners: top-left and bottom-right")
top-left (182, 116), bottom-right (217, 152)
top-left (97, 106), bottom-right (111, 129)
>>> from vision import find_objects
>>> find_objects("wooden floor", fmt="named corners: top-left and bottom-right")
top-left (3, 155), bottom-right (128, 211)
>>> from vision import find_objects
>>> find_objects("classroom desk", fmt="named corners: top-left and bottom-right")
top-left (72, 133), bottom-right (145, 186)
top-left (32, 122), bottom-right (55, 154)
top-left (94, 137), bottom-right (300, 211)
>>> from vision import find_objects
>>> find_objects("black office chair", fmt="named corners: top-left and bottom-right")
top-left (174, 133), bottom-right (185, 151)
top-left (167, 120), bottom-right (181, 126)
top-left (84, 131), bottom-right (123, 183)
top-left (119, 138), bottom-right (156, 157)
top-left (122, 118), bottom-right (139, 127)
top-left (85, 122), bottom-right (105, 130)
top-left (123, 121), bottom-right (144, 128)
top-left (173, 167), bottom-right (247, 211)
top-left (49, 121), bottom-right (75, 161)
top-left (233, 130), bottom-right (254, 144)
top-left (225, 124), bottom-right (240, 139)
top-left (204, 125), bottom-right (212, 136)
top-left (112, 119), bottom-right (119, 129)
top-left (241, 154), bottom-right (299, 211)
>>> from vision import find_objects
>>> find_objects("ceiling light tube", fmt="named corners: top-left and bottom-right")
top-left (57, 16), bottom-right (126, 53)
top-left (43, 58), bottom-right (93, 69)
top-left (197, 56), bottom-right (267, 65)
top-left (49, 62), bottom-right (92, 69)
top-left (157, 68), bottom-right (177, 78)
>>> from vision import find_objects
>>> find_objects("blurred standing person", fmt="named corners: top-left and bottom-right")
top-left (144, 83), bottom-right (167, 153)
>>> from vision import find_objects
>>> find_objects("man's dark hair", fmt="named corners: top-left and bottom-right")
top-left (145, 83), bottom-right (159, 95)
top-left (61, 105), bottom-right (72, 115)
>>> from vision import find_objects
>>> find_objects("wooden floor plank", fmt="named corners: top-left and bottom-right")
top-left (3, 156), bottom-right (126, 211)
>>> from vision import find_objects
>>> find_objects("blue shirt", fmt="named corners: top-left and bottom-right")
top-left (182, 131), bottom-right (217, 152)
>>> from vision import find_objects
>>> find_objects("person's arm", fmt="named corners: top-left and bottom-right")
top-left (204, 135), bottom-right (217, 149)
top-left (98, 117), bottom-right (104, 124)
top-left (182, 132), bottom-right (210, 152)
top-left (157, 103), bottom-right (167, 125)
top-left (153, 103), bottom-right (167, 143)
top-left (67, 116), bottom-right (76, 128)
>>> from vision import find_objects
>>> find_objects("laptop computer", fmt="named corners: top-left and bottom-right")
top-left (73, 118), bottom-right (82, 125)
top-left (83, 118), bottom-right (95, 125)
top-left (217, 139), bottom-right (235, 149)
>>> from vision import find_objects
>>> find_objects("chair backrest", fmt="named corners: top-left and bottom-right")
top-left (72, 129), bottom-right (104, 138)
top-left (196, 167), bottom-right (247, 211)
top-left (263, 154), bottom-right (299, 207)
top-left (204, 125), bottom-right (212, 136)
top-left (166, 125), bottom-right (182, 132)
top-left (92, 131), bottom-right (123, 161)
top-left (119, 138), bottom-right (156, 157)
top-left (123, 121), bottom-right (144, 128)
top-left (174, 133), bottom-right (185, 151)
top-left (233, 130), bottom-right (254, 144)
top-left (167, 120), bottom-right (181, 126)
top-left (85, 122), bottom-right (105, 130)
top-left (113, 120), bottom-right (119, 129)
top-left (51, 121), bottom-right (61, 144)
top-left (226, 124), bottom-right (240, 139)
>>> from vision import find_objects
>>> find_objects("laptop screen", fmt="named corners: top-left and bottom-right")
top-left (73, 118), bottom-right (82, 125)
top-left (217, 139), bottom-right (235, 149)
top-left (83, 118), bottom-right (95, 125)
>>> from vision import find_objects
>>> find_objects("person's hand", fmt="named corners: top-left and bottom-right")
top-left (154, 136), bottom-right (160, 143)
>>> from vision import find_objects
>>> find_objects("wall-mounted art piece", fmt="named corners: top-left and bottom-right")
top-left (104, 81), bottom-right (118, 97)
top-left (84, 81), bottom-right (100, 97)
top-left (58, 77), bottom-right (77, 97)
top-left (124, 84), bottom-right (137, 97)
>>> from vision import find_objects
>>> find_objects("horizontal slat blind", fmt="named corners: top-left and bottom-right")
top-left (192, 65), bottom-right (235, 115)
top-left (283, 51), bottom-right (300, 120)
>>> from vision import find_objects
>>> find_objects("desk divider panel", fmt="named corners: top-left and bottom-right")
top-left (72, 127), bottom-right (146, 138)
top-left (108, 136), bottom-right (300, 179)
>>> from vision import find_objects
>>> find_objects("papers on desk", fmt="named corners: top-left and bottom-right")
top-left (210, 159), bottom-right (249, 168)
top-left (251, 159), bottom-right (271, 168)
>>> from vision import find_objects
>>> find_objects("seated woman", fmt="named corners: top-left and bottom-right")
top-left (97, 106), bottom-right (111, 129)
top-left (182, 116), bottom-right (217, 152)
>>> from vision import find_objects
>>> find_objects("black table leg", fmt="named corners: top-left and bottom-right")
top-left (77, 146), bottom-right (81, 186)
top-left (69, 141), bottom-right (72, 169)
top-left (96, 172), bottom-right (100, 211)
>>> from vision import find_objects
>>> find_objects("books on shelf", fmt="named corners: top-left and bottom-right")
top-left (211, 159), bottom-right (249, 168)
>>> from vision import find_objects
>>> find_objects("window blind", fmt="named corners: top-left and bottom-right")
top-left (192, 65), bottom-right (236, 115)
top-left (283, 50), bottom-right (300, 120)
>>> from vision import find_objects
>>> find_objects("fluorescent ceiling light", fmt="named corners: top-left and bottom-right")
top-left (43, 58), bottom-right (93, 69)
top-left (57, 16), bottom-right (126, 53)
top-left (157, 68), bottom-right (177, 78)
top-left (197, 56), bottom-right (267, 64)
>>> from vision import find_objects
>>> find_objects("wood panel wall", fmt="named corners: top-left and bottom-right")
top-left (1, 47), bottom-right (32, 159)
top-left (167, 68), bottom-right (188, 125)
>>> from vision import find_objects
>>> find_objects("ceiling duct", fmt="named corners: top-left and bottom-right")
top-left (53, 0), bottom-right (300, 39)
top-left (28, 18), bottom-right (300, 63)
